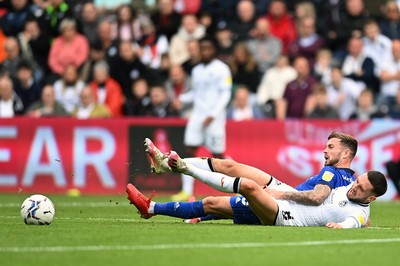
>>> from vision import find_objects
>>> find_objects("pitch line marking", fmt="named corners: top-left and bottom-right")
top-left (0, 202), bottom-right (128, 208)
top-left (1, 238), bottom-right (400, 253)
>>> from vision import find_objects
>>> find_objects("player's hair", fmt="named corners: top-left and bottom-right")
top-left (367, 170), bottom-right (387, 197)
top-left (328, 132), bottom-right (358, 158)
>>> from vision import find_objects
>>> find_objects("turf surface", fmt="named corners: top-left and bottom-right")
top-left (1, 193), bottom-right (399, 266)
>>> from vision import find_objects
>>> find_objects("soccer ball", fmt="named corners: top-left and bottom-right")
top-left (20, 194), bottom-right (55, 225)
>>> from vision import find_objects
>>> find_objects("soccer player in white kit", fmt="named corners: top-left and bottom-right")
top-left (172, 36), bottom-right (232, 201)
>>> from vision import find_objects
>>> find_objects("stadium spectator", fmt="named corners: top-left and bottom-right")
top-left (276, 56), bottom-right (316, 119)
top-left (349, 88), bottom-right (387, 120)
top-left (48, 18), bottom-right (89, 76)
top-left (304, 83), bottom-right (340, 119)
top-left (38, 0), bottom-right (74, 39)
top-left (312, 49), bottom-right (334, 86)
top-left (150, 0), bottom-right (182, 41)
top-left (96, 19), bottom-right (119, 61)
top-left (0, 37), bottom-right (23, 80)
top-left (80, 42), bottom-right (106, 83)
top-left (265, 0), bottom-right (297, 53)
top-left (73, 86), bottom-right (111, 119)
top-left (246, 18), bottom-right (282, 73)
top-left (341, 37), bottom-right (380, 95)
top-left (377, 39), bottom-right (400, 107)
top-left (214, 21), bottom-right (237, 64)
top-left (230, 0), bottom-right (257, 41)
top-left (136, 15), bottom-right (169, 69)
top-left (25, 84), bottom-right (68, 117)
top-left (173, 36), bottom-right (232, 201)
top-left (256, 55), bottom-right (296, 118)
top-left (53, 64), bottom-right (85, 114)
top-left (124, 78), bottom-right (151, 116)
top-left (228, 42), bottom-right (261, 95)
top-left (287, 16), bottom-right (325, 67)
top-left (387, 89), bottom-right (400, 119)
top-left (362, 19), bottom-right (392, 69)
top-left (169, 14), bottom-right (206, 65)
top-left (197, 10), bottom-right (217, 36)
top-left (327, 0), bottom-right (369, 58)
top-left (0, 75), bottom-right (24, 117)
top-left (227, 85), bottom-right (265, 121)
top-left (0, 0), bottom-right (34, 37)
top-left (88, 60), bottom-right (124, 117)
top-left (173, 0), bottom-right (202, 15)
top-left (164, 64), bottom-right (192, 118)
top-left (326, 67), bottom-right (364, 120)
top-left (379, 0), bottom-right (400, 40)
top-left (146, 85), bottom-right (178, 117)
top-left (181, 39), bottom-right (201, 75)
top-left (17, 17), bottom-right (51, 80)
top-left (13, 60), bottom-right (41, 111)
top-left (0, 30), bottom-right (7, 64)
top-left (108, 40), bottom-right (149, 100)
top-left (78, 2), bottom-right (103, 45)
top-left (110, 4), bottom-right (142, 42)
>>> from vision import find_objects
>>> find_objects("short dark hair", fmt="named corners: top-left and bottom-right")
top-left (199, 35), bottom-right (217, 48)
top-left (328, 132), bottom-right (358, 158)
top-left (367, 170), bottom-right (387, 197)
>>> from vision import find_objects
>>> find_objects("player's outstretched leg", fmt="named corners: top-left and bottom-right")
top-left (144, 138), bottom-right (171, 174)
top-left (168, 151), bottom-right (240, 193)
top-left (126, 184), bottom-right (154, 219)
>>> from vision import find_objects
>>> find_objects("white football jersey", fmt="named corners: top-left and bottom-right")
top-left (179, 59), bottom-right (232, 122)
top-left (275, 184), bottom-right (370, 228)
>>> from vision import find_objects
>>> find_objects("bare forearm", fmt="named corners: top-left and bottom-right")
top-left (282, 191), bottom-right (323, 205)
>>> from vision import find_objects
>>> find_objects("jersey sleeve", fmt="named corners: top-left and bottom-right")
top-left (314, 166), bottom-right (339, 189)
top-left (338, 209), bottom-right (369, 229)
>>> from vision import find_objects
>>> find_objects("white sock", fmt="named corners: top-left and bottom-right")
top-left (186, 163), bottom-right (239, 193)
top-left (181, 174), bottom-right (194, 195)
top-left (148, 201), bottom-right (155, 214)
top-left (183, 157), bottom-right (212, 171)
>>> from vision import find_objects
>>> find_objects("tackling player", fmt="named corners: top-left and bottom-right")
top-left (127, 150), bottom-right (387, 228)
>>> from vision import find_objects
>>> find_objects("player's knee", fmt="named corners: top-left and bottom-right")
top-left (202, 196), bottom-right (221, 213)
top-left (239, 179), bottom-right (259, 195)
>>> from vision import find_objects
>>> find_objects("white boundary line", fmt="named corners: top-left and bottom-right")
top-left (1, 238), bottom-right (400, 253)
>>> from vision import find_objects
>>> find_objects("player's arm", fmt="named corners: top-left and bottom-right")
top-left (266, 184), bottom-right (331, 206)
top-left (326, 210), bottom-right (368, 229)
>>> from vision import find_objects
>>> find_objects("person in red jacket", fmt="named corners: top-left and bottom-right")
top-left (265, 0), bottom-right (297, 54)
top-left (88, 60), bottom-right (124, 117)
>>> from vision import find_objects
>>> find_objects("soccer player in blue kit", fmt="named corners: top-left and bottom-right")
top-left (127, 132), bottom-right (365, 225)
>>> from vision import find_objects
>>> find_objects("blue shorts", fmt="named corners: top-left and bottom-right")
top-left (230, 196), bottom-right (262, 225)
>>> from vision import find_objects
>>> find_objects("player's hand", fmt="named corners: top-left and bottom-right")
top-left (264, 187), bottom-right (284, 199)
top-left (326, 222), bottom-right (343, 228)
top-left (203, 116), bottom-right (214, 127)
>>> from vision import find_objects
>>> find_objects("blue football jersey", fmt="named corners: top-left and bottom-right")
top-left (295, 166), bottom-right (355, 191)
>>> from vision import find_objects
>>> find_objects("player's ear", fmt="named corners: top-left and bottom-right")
top-left (368, 195), bottom-right (377, 202)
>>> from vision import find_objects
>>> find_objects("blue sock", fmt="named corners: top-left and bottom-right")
top-left (154, 201), bottom-right (206, 219)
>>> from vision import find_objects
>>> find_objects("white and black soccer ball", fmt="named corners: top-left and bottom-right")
top-left (20, 194), bottom-right (55, 225)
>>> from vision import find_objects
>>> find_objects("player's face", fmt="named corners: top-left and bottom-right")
top-left (347, 173), bottom-right (376, 203)
top-left (200, 41), bottom-right (215, 63)
top-left (323, 138), bottom-right (344, 166)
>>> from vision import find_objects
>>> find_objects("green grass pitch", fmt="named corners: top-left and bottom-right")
top-left (1, 193), bottom-right (399, 266)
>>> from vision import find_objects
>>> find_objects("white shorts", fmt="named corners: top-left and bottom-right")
top-left (274, 200), bottom-right (301, 226)
top-left (268, 177), bottom-right (297, 192)
top-left (184, 117), bottom-right (226, 154)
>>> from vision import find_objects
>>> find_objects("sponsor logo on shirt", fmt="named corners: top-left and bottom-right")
top-left (358, 215), bottom-right (365, 225)
top-left (339, 200), bottom-right (348, 207)
top-left (322, 171), bottom-right (334, 182)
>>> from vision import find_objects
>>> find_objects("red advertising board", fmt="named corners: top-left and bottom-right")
top-left (1, 118), bottom-right (399, 199)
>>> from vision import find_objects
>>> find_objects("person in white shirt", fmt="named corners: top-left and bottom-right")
top-left (172, 36), bottom-right (232, 201)
top-left (326, 67), bottom-right (364, 120)
top-left (377, 39), bottom-right (400, 106)
top-left (0, 75), bottom-right (24, 117)
top-left (362, 19), bottom-right (392, 69)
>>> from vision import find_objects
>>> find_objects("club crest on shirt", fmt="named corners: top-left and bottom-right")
top-left (322, 171), bottom-right (334, 181)
top-left (338, 200), bottom-right (348, 207)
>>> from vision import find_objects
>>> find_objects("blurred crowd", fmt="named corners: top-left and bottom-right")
top-left (1, 0), bottom-right (400, 120)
